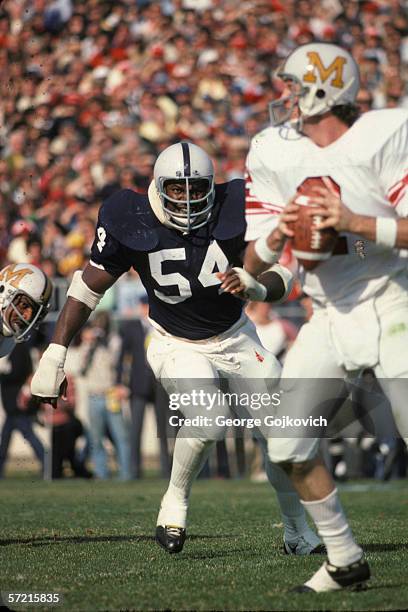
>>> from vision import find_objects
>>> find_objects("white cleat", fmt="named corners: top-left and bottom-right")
top-left (292, 557), bottom-right (370, 592)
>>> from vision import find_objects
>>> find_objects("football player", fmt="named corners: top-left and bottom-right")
top-left (31, 141), bottom-right (325, 556)
top-left (220, 42), bottom-right (408, 592)
top-left (0, 263), bottom-right (52, 356)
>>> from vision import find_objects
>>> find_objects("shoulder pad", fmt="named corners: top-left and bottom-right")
top-left (211, 179), bottom-right (246, 240)
top-left (99, 189), bottom-right (159, 251)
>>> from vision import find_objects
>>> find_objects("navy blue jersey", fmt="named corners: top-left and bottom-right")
top-left (90, 180), bottom-right (247, 340)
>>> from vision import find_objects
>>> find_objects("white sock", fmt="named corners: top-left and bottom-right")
top-left (157, 437), bottom-right (214, 528)
top-left (301, 488), bottom-right (362, 567)
top-left (265, 458), bottom-right (319, 545)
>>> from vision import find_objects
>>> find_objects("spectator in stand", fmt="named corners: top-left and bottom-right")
top-left (77, 310), bottom-right (131, 481)
top-left (117, 295), bottom-right (170, 479)
top-left (356, 88), bottom-right (374, 113)
top-left (39, 374), bottom-right (92, 479)
top-left (0, 343), bottom-right (44, 478)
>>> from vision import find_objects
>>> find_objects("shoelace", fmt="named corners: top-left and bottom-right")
top-left (166, 526), bottom-right (183, 537)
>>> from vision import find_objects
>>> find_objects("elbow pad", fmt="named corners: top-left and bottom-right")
top-left (66, 270), bottom-right (104, 310)
top-left (269, 264), bottom-right (293, 303)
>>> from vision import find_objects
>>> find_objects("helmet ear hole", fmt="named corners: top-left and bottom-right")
top-left (0, 285), bottom-right (4, 293)
top-left (316, 89), bottom-right (326, 99)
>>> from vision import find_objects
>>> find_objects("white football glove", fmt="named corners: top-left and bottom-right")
top-left (231, 265), bottom-right (293, 302)
top-left (231, 268), bottom-right (267, 301)
top-left (31, 343), bottom-right (68, 404)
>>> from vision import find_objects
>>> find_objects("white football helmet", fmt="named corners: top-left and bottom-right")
top-left (153, 141), bottom-right (215, 232)
top-left (270, 43), bottom-right (360, 127)
top-left (0, 263), bottom-right (53, 342)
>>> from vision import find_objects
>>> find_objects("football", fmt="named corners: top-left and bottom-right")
top-left (289, 176), bottom-right (339, 271)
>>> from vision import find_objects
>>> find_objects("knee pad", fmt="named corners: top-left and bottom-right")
top-left (267, 437), bottom-right (320, 464)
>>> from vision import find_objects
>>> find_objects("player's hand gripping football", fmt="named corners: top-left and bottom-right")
top-left (278, 197), bottom-right (301, 238)
top-left (305, 178), bottom-right (356, 232)
top-left (30, 344), bottom-right (68, 408)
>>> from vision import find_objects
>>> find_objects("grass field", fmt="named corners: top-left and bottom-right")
top-left (1, 477), bottom-right (408, 611)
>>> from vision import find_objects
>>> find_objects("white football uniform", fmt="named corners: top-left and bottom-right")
top-left (246, 108), bottom-right (408, 461)
top-left (147, 313), bottom-right (281, 440)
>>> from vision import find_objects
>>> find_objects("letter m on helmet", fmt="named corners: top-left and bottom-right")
top-left (0, 264), bottom-right (33, 289)
top-left (303, 52), bottom-right (347, 89)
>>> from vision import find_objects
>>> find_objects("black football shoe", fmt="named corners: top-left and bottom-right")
top-left (292, 556), bottom-right (370, 592)
top-left (283, 535), bottom-right (326, 555)
top-left (156, 525), bottom-right (186, 554)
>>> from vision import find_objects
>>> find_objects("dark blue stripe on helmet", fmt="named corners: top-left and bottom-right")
top-left (181, 142), bottom-right (191, 176)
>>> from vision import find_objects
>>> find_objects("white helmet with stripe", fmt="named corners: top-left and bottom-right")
top-left (151, 141), bottom-right (215, 232)
top-left (0, 263), bottom-right (53, 342)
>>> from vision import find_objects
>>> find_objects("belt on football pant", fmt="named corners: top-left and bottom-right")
top-left (332, 236), bottom-right (348, 255)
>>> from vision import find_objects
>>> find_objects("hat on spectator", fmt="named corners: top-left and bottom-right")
top-left (171, 65), bottom-right (192, 78)
top-left (93, 66), bottom-right (110, 80)
top-left (197, 49), bottom-right (219, 67)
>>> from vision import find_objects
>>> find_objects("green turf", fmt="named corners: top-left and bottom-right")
top-left (1, 477), bottom-right (407, 611)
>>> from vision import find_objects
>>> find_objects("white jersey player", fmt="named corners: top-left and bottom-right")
top-left (246, 106), bottom-right (408, 314)
top-left (220, 42), bottom-right (408, 592)
top-left (0, 263), bottom-right (52, 357)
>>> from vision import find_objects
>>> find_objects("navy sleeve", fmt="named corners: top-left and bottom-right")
top-left (90, 220), bottom-right (132, 278)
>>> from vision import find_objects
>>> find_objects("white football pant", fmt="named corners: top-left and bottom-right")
top-left (267, 277), bottom-right (408, 463)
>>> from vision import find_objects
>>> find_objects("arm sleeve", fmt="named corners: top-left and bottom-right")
top-left (90, 221), bottom-right (132, 279)
top-left (245, 144), bottom-right (285, 241)
top-left (375, 118), bottom-right (408, 218)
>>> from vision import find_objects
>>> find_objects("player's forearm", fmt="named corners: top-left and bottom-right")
top-left (245, 229), bottom-right (285, 277)
top-left (348, 215), bottom-right (376, 242)
top-left (52, 297), bottom-right (92, 347)
top-left (244, 242), bottom-right (271, 277)
top-left (349, 215), bottom-right (408, 249)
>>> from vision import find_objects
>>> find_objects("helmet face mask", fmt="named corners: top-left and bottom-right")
top-left (3, 292), bottom-right (43, 341)
top-left (269, 77), bottom-right (306, 127)
top-left (160, 176), bottom-right (214, 231)
top-left (269, 43), bottom-right (360, 128)
top-left (0, 264), bottom-right (52, 342)
top-left (153, 142), bottom-right (215, 233)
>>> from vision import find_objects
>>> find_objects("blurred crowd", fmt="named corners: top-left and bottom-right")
top-left (0, 0), bottom-right (408, 479)
top-left (1, 0), bottom-right (408, 278)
